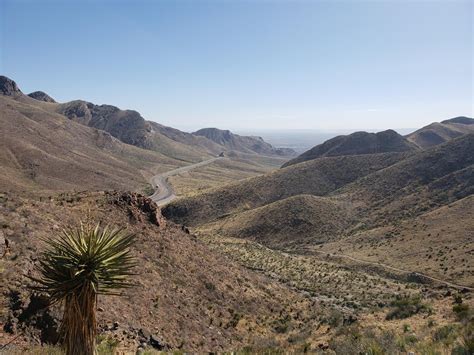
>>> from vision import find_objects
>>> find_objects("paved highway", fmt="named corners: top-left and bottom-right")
top-left (149, 157), bottom-right (222, 206)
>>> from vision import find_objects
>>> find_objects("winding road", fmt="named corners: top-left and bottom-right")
top-left (149, 157), bottom-right (222, 206)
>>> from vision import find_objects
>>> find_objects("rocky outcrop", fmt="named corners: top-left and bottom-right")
top-left (28, 91), bottom-right (56, 103)
top-left (58, 101), bottom-right (152, 148)
top-left (193, 127), bottom-right (296, 156)
top-left (110, 192), bottom-right (165, 227)
top-left (0, 76), bottom-right (23, 97)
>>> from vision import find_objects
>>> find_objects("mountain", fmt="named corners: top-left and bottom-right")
top-left (163, 134), bottom-right (473, 286)
top-left (0, 92), bottom-right (180, 195)
top-left (282, 129), bottom-right (417, 167)
top-left (1, 74), bottom-right (472, 352)
top-left (1, 76), bottom-right (294, 170)
top-left (406, 116), bottom-right (474, 149)
top-left (27, 91), bottom-right (56, 103)
top-left (0, 75), bottom-right (23, 97)
top-left (150, 122), bottom-right (225, 155)
top-left (193, 127), bottom-right (296, 156)
top-left (57, 100), bottom-right (154, 149)
top-left (441, 116), bottom-right (474, 125)
top-left (0, 76), bottom-right (292, 196)
top-left (162, 151), bottom-right (409, 226)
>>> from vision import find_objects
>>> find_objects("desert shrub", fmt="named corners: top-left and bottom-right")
top-left (272, 315), bottom-right (290, 333)
top-left (142, 184), bottom-right (155, 196)
top-left (453, 303), bottom-right (472, 322)
top-left (96, 335), bottom-right (120, 354)
top-left (404, 334), bottom-right (418, 345)
top-left (6, 346), bottom-right (64, 355)
top-left (452, 323), bottom-right (474, 355)
top-left (236, 346), bottom-right (285, 354)
top-left (228, 311), bottom-right (243, 328)
top-left (386, 295), bottom-right (431, 320)
top-left (433, 324), bottom-right (459, 347)
top-left (324, 308), bottom-right (344, 328)
top-left (329, 327), bottom-right (399, 354)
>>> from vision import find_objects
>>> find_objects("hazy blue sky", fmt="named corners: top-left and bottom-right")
top-left (1, 0), bottom-right (472, 131)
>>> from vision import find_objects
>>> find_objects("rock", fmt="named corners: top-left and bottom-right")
top-left (0, 76), bottom-right (23, 96)
top-left (138, 328), bottom-right (150, 341)
top-left (27, 91), bottom-right (56, 103)
top-left (112, 192), bottom-right (165, 226)
top-left (149, 334), bottom-right (164, 350)
top-left (318, 342), bottom-right (329, 350)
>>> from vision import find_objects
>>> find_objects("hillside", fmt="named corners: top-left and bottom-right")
top-left (317, 194), bottom-right (474, 287)
top-left (282, 129), bottom-right (417, 167)
top-left (335, 133), bottom-right (474, 230)
top-left (56, 100), bottom-right (214, 162)
top-left (164, 135), bottom-right (474, 287)
top-left (0, 191), bottom-right (322, 352)
top-left (194, 127), bottom-right (296, 156)
top-left (208, 194), bottom-right (352, 248)
top-left (406, 116), bottom-right (474, 149)
top-left (162, 151), bottom-right (409, 226)
top-left (0, 94), bottom-right (181, 195)
top-left (0, 76), bottom-right (290, 198)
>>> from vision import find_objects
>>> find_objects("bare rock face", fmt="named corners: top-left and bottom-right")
top-left (193, 127), bottom-right (296, 156)
top-left (111, 192), bottom-right (165, 227)
top-left (0, 76), bottom-right (23, 96)
top-left (58, 101), bottom-right (152, 148)
top-left (28, 91), bottom-right (57, 103)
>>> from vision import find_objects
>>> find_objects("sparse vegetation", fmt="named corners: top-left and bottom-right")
top-left (386, 295), bottom-right (432, 320)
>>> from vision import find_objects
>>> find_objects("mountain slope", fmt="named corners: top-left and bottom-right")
top-left (318, 194), bottom-right (474, 287)
top-left (194, 127), bottom-right (296, 156)
top-left (283, 129), bottom-right (417, 167)
top-left (56, 100), bottom-right (214, 162)
top-left (207, 194), bottom-right (352, 248)
top-left (165, 135), bottom-right (473, 288)
top-left (0, 191), bottom-right (321, 352)
top-left (335, 134), bottom-right (474, 229)
top-left (0, 91), bottom-right (181, 195)
top-left (162, 152), bottom-right (408, 226)
top-left (406, 117), bottom-right (474, 149)
top-left (165, 134), bottom-right (473, 240)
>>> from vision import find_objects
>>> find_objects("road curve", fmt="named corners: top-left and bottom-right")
top-left (149, 157), bottom-right (222, 206)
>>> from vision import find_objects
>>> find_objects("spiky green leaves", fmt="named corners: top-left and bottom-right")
top-left (31, 223), bottom-right (136, 302)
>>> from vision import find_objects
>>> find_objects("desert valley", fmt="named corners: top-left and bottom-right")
top-left (0, 73), bottom-right (472, 354)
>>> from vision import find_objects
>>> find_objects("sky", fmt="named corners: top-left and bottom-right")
top-left (1, 0), bottom-right (472, 131)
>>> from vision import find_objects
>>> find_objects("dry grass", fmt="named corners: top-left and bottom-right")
top-left (0, 96), bottom-right (184, 196)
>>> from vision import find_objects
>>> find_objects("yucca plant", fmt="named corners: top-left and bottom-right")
top-left (30, 223), bottom-right (136, 355)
